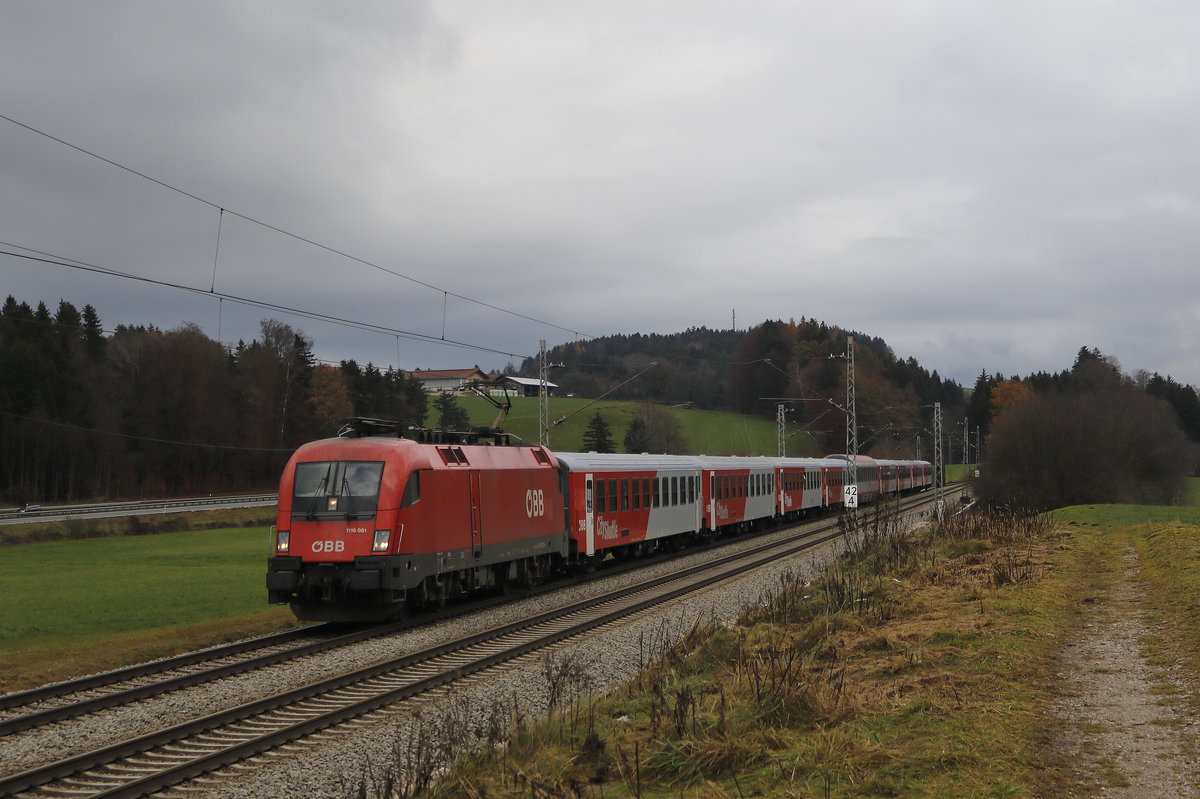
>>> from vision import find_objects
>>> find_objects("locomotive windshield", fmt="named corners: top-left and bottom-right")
top-left (292, 461), bottom-right (384, 520)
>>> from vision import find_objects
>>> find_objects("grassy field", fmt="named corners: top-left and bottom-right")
top-left (0, 525), bottom-right (294, 692)
top-left (1047, 501), bottom-right (1200, 528)
top-left (454, 395), bottom-right (812, 456)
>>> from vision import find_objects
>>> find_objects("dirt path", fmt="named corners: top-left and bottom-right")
top-left (1053, 547), bottom-right (1200, 797)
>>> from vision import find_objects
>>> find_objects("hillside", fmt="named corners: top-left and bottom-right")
top-left (455, 395), bottom-right (807, 457)
top-left (518, 319), bottom-right (965, 459)
top-left (1, 298), bottom-right (965, 504)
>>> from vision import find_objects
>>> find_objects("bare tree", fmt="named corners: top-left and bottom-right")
top-left (978, 384), bottom-right (1192, 512)
top-left (623, 402), bottom-right (689, 454)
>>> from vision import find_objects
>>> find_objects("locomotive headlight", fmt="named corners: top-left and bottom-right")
top-left (276, 530), bottom-right (290, 553)
top-left (372, 529), bottom-right (391, 553)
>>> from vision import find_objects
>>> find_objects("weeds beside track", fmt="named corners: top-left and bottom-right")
top-left (412, 504), bottom-right (1090, 798)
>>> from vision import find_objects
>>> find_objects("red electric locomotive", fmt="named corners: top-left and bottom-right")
top-left (267, 419), bottom-right (567, 622)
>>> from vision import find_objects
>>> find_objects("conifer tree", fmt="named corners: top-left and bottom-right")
top-left (581, 412), bottom-right (616, 453)
top-left (433, 393), bottom-right (471, 432)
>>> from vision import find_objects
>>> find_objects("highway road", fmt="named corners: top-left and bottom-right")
top-left (0, 494), bottom-right (276, 526)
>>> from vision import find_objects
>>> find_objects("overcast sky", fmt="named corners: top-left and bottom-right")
top-left (3, 1), bottom-right (1198, 386)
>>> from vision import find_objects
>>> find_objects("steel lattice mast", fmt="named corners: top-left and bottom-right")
top-left (933, 401), bottom-right (944, 519)
top-left (845, 335), bottom-right (858, 491)
top-left (777, 402), bottom-right (787, 457)
top-left (538, 339), bottom-right (549, 447)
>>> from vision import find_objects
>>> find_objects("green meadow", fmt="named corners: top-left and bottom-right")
top-left (456, 395), bottom-right (813, 456)
top-left (0, 525), bottom-right (293, 692)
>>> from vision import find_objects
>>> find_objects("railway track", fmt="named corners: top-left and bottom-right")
top-left (0, 489), bottom-right (956, 799)
top-left (0, 624), bottom-right (343, 736)
top-left (0, 525), bottom-right (780, 736)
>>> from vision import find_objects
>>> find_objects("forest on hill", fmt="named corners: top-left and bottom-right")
top-left (0, 296), bottom-right (427, 504)
top-left (3, 294), bottom-right (1198, 506)
top-left (522, 319), bottom-right (967, 459)
top-left (3, 299), bottom-right (967, 503)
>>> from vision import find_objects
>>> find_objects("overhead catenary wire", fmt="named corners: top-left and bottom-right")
top-left (3, 112), bottom-right (863, 378)
top-left (550, 363), bottom-right (659, 428)
top-left (210, 208), bottom-right (223, 293)
top-left (3, 236), bottom-right (835, 378)
top-left (0, 245), bottom-right (534, 361)
top-left (0, 112), bottom-right (592, 341)
top-left (2, 113), bottom-right (929, 385)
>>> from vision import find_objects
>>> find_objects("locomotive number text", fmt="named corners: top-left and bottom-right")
top-left (525, 489), bottom-right (545, 518)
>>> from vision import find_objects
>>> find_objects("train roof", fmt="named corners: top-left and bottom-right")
top-left (552, 452), bottom-right (701, 472)
top-left (550, 452), bottom-right (916, 472)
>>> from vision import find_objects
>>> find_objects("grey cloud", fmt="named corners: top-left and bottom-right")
top-left (3, 1), bottom-right (1200, 386)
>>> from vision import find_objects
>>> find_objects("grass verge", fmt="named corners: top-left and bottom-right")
top-left (0, 525), bottom-right (296, 693)
top-left (1127, 520), bottom-right (1200, 720)
top-left (378, 504), bottom-right (1200, 798)
top-left (0, 507), bottom-right (275, 546)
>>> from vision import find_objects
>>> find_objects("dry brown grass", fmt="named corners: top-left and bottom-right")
top-left (353, 506), bottom-right (1077, 798)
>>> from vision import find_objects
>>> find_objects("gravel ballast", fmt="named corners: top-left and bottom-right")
top-left (1, 506), bottom-right (937, 798)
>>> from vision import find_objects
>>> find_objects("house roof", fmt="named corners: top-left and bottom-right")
top-left (499, 376), bottom-right (559, 389)
top-left (407, 368), bottom-right (487, 380)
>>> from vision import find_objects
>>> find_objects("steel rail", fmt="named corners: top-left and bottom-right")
top-left (0, 487), bottom-right (949, 732)
top-left (0, 489), bottom-right (954, 799)
top-left (0, 518), bottom-right (780, 734)
top-left (0, 625), bottom-right (323, 717)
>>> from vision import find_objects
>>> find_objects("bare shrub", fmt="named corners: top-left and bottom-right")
top-left (978, 385), bottom-right (1191, 512)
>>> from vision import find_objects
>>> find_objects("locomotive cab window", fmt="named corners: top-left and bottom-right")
top-left (293, 461), bottom-right (384, 520)
top-left (401, 471), bottom-right (421, 508)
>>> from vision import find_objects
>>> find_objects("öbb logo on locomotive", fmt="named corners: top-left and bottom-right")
top-left (266, 418), bottom-right (933, 623)
top-left (312, 540), bottom-right (345, 554)
top-left (525, 489), bottom-right (545, 518)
